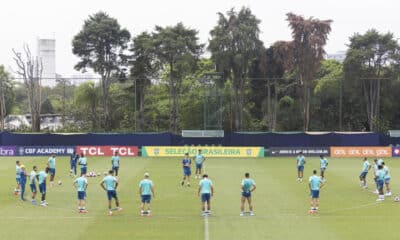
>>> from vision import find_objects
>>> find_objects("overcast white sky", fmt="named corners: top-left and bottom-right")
top-left (1, 0), bottom-right (399, 76)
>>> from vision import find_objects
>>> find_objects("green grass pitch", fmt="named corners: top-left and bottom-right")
top-left (0, 156), bottom-right (398, 240)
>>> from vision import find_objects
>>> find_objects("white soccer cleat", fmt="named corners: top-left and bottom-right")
top-left (250, 212), bottom-right (255, 216)
top-left (385, 192), bottom-right (392, 196)
top-left (240, 212), bottom-right (244, 216)
top-left (376, 198), bottom-right (384, 202)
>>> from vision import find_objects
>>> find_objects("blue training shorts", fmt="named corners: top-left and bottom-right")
top-left (201, 193), bottom-right (211, 202)
top-left (141, 194), bottom-right (151, 203)
top-left (242, 191), bottom-right (251, 198)
top-left (360, 171), bottom-right (368, 178)
top-left (310, 190), bottom-right (320, 198)
top-left (16, 178), bottom-right (20, 184)
top-left (49, 168), bottom-right (56, 176)
top-left (81, 166), bottom-right (87, 174)
top-left (78, 191), bottom-right (86, 200)
top-left (377, 179), bottom-right (384, 189)
top-left (183, 168), bottom-right (191, 176)
top-left (39, 183), bottom-right (46, 194)
top-left (196, 163), bottom-right (202, 170)
top-left (30, 184), bottom-right (37, 193)
top-left (385, 178), bottom-right (391, 184)
top-left (297, 165), bottom-right (304, 171)
top-left (112, 166), bottom-right (119, 172)
top-left (107, 190), bottom-right (117, 200)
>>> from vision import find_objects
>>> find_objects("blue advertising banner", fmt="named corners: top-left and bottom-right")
top-left (17, 146), bottom-right (76, 156)
top-left (269, 147), bottom-right (330, 156)
top-left (0, 146), bottom-right (17, 156)
top-left (393, 147), bottom-right (400, 157)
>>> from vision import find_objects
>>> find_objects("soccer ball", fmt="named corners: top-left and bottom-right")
top-left (394, 196), bottom-right (400, 202)
top-left (58, 180), bottom-right (62, 185)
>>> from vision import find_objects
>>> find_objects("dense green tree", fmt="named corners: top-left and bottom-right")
top-left (73, 81), bottom-right (100, 130)
top-left (40, 98), bottom-right (54, 114)
top-left (129, 32), bottom-right (158, 131)
top-left (286, 13), bottom-right (332, 131)
top-left (152, 23), bottom-right (203, 133)
top-left (311, 60), bottom-right (343, 130)
top-left (72, 11), bottom-right (131, 131)
top-left (209, 7), bottom-right (263, 131)
top-left (0, 65), bottom-right (15, 130)
top-left (344, 29), bottom-right (400, 131)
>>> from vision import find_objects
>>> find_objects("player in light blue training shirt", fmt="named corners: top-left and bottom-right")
top-left (181, 153), bottom-right (192, 187)
top-left (100, 170), bottom-right (121, 215)
top-left (309, 170), bottom-right (324, 214)
top-left (79, 153), bottom-right (88, 175)
top-left (38, 167), bottom-right (49, 206)
top-left (359, 157), bottom-right (371, 188)
top-left (111, 151), bottom-right (120, 176)
top-left (47, 154), bottom-right (56, 187)
top-left (296, 152), bottom-right (306, 182)
top-left (29, 166), bottom-right (38, 205)
top-left (375, 165), bottom-right (386, 201)
top-left (74, 174), bottom-right (88, 213)
top-left (381, 162), bottom-right (391, 196)
top-left (240, 173), bottom-right (256, 216)
top-left (194, 149), bottom-right (206, 179)
top-left (139, 173), bottom-right (155, 216)
top-left (14, 161), bottom-right (22, 195)
top-left (198, 174), bottom-right (213, 216)
top-left (319, 155), bottom-right (329, 179)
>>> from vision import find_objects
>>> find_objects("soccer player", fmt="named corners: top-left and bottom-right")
top-left (73, 174), bottom-right (88, 213)
top-left (194, 149), bottom-right (206, 179)
top-left (382, 162), bottom-right (391, 196)
top-left (47, 154), bottom-right (56, 187)
top-left (181, 153), bottom-right (192, 187)
top-left (359, 157), bottom-right (371, 188)
top-left (111, 151), bottom-right (120, 176)
top-left (319, 155), bottom-right (328, 179)
top-left (240, 172), bottom-right (256, 216)
top-left (38, 167), bottom-right (49, 206)
top-left (29, 166), bottom-right (38, 205)
top-left (296, 152), bottom-right (306, 182)
top-left (373, 159), bottom-right (379, 194)
top-left (375, 164), bottom-right (385, 201)
top-left (139, 172), bottom-right (155, 216)
top-left (70, 152), bottom-right (79, 177)
top-left (79, 153), bottom-right (88, 176)
top-left (198, 174), bottom-right (214, 216)
top-left (19, 165), bottom-right (28, 201)
top-left (309, 170), bottom-right (324, 214)
top-left (100, 170), bottom-right (122, 215)
top-left (14, 160), bottom-right (22, 195)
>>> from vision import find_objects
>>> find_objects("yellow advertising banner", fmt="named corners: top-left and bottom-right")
top-left (142, 146), bottom-right (264, 158)
top-left (330, 146), bottom-right (392, 158)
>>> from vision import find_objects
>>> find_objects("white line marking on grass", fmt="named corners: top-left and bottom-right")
top-left (0, 216), bottom-right (94, 220)
top-left (204, 215), bottom-right (210, 240)
top-left (324, 202), bottom-right (378, 214)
